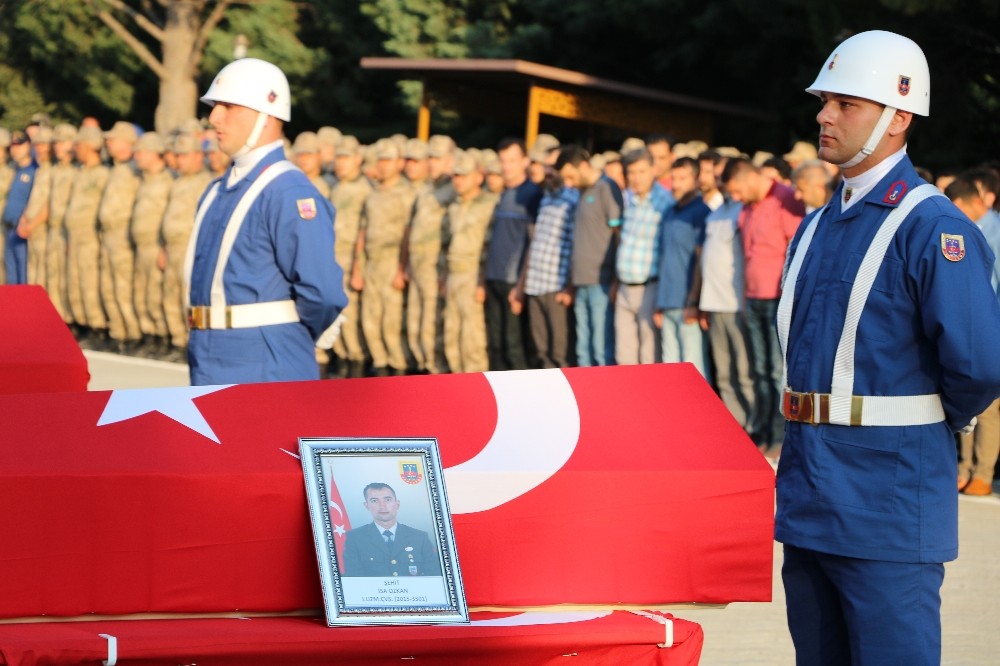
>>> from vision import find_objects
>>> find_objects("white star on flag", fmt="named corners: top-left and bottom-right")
top-left (333, 525), bottom-right (346, 537)
top-left (97, 385), bottom-right (234, 444)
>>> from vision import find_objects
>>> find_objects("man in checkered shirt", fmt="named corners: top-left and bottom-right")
top-left (615, 148), bottom-right (675, 365)
top-left (513, 168), bottom-right (580, 368)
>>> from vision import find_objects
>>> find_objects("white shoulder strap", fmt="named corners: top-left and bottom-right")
top-left (183, 180), bottom-right (221, 311)
top-left (777, 206), bottom-right (825, 391)
top-left (183, 161), bottom-right (299, 316)
top-left (829, 184), bottom-right (942, 401)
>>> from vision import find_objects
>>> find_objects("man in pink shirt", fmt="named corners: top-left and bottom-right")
top-left (722, 157), bottom-right (804, 458)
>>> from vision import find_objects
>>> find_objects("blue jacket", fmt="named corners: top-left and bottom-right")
top-left (188, 147), bottom-right (346, 385)
top-left (775, 156), bottom-right (1000, 563)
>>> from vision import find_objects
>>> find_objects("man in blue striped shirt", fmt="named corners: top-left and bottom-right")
top-left (615, 148), bottom-right (674, 365)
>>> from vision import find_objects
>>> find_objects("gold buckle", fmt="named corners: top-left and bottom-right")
top-left (187, 306), bottom-right (209, 330)
top-left (784, 390), bottom-right (832, 425)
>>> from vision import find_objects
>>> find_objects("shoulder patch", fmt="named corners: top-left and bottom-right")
top-left (883, 180), bottom-right (908, 204)
top-left (296, 197), bottom-right (317, 220)
top-left (940, 233), bottom-right (965, 262)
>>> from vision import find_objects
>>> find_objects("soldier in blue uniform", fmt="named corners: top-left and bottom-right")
top-left (2, 131), bottom-right (38, 284)
top-left (776, 31), bottom-right (1000, 664)
top-left (186, 58), bottom-right (346, 385)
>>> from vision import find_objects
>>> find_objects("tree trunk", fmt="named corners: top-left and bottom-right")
top-left (155, 1), bottom-right (201, 134)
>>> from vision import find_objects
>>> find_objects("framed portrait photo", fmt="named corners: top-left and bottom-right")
top-left (299, 437), bottom-right (469, 626)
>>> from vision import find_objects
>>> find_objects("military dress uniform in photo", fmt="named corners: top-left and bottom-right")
top-left (186, 141), bottom-right (347, 385)
top-left (97, 154), bottom-right (143, 343)
top-left (341, 522), bottom-right (440, 577)
top-left (131, 134), bottom-right (174, 340)
top-left (329, 142), bottom-right (373, 370)
top-left (441, 187), bottom-right (496, 374)
top-left (65, 154), bottom-right (110, 330)
top-left (47, 126), bottom-right (79, 323)
top-left (406, 177), bottom-right (455, 374)
top-left (359, 162), bottom-right (417, 373)
top-left (161, 139), bottom-right (214, 351)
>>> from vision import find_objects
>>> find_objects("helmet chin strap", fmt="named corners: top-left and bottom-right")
top-left (231, 111), bottom-right (269, 160)
top-left (837, 105), bottom-right (897, 170)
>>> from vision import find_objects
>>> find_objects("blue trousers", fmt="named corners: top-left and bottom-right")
top-left (574, 283), bottom-right (613, 366)
top-left (3, 226), bottom-right (28, 285)
top-left (782, 544), bottom-right (944, 665)
top-left (659, 307), bottom-right (709, 378)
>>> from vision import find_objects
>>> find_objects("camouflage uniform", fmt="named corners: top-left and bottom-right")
top-left (329, 137), bottom-right (372, 366)
top-left (161, 142), bottom-right (213, 349)
top-left (131, 133), bottom-right (174, 339)
top-left (359, 143), bottom-right (416, 372)
top-left (24, 128), bottom-right (53, 288)
top-left (47, 124), bottom-right (79, 322)
top-left (98, 122), bottom-right (142, 342)
top-left (442, 183), bottom-right (497, 374)
top-left (65, 137), bottom-right (110, 330)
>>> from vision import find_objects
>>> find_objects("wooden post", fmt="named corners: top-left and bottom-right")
top-left (417, 86), bottom-right (431, 141)
top-left (525, 84), bottom-right (540, 148)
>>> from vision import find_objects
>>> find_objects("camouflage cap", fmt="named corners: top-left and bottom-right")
top-left (336, 135), bottom-right (362, 157)
top-left (52, 123), bottom-right (78, 143)
top-left (173, 133), bottom-right (202, 155)
top-left (293, 131), bottom-right (321, 154)
top-left (135, 131), bottom-right (166, 154)
top-left (714, 146), bottom-right (744, 159)
top-left (452, 150), bottom-right (480, 176)
top-left (620, 137), bottom-right (645, 154)
top-left (428, 134), bottom-right (456, 157)
top-left (404, 137), bottom-right (428, 160)
top-left (783, 140), bottom-right (818, 163)
top-left (33, 126), bottom-right (53, 144)
top-left (77, 126), bottom-right (104, 149)
top-left (178, 118), bottom-right (203, 135)
top-left (751, 150), bottom-right (774, 168)
top-left (104, 121), bottom-right (138, 143)
top-left (0, 127), bottom-right (10, 147)
top-left (483, 152), bottom-right (502, 175)
top-left (672, 142), bottom-right (699, 160)
top-left (375, 138), bottom-right (401, 160)
top-left (9, 130), bottom-right (29, 146)
top-left (29, 112), bottom-right (52, 128)
top-left (389, 133), bottom-right (408, 153)
top-left (531, 133), bottom-right (560, 152)
top-left (317, 126), bottom-right (342, 146)
top-left (602, 150), bottom-right (622, 164)
top-left (464, 147), bottom-right (483, 168)
top-left (590, 153), bottom-right (608, 173)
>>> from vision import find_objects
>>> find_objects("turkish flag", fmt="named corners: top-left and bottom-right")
top-left (0, 364), bottom-right (774, 618)
top-left (326, 475), bottom-right (352, 573)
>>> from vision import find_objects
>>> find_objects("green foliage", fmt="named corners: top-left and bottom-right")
top-left (1, 0), bottom-right (997, 169)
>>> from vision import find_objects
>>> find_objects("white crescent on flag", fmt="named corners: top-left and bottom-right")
top-left (444, 369), bottom-right (581, 515)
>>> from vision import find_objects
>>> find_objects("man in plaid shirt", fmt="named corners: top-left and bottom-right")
top-left (513, 171), bottom-right (580, 367)
top-left (615, 148), bottom-right (674, 364)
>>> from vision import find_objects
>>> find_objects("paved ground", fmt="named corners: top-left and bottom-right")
top-left (85, 352), bottom-right (1000, 664)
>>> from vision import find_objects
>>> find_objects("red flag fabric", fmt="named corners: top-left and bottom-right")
top-left (0, 611), bottom-right (704, 666)
top-left (0, 364), bottom-right (774, 618)
top-left (0, 285), bottom-right (89, 394)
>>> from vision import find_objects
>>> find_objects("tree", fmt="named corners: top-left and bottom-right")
top-left (85, 0), bottom-right (240, 133)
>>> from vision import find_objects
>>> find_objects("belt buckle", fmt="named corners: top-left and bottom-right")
top-left (784, 389), bottom-right (815, 424)
top-left (188, 306), bottom-right (209, 330)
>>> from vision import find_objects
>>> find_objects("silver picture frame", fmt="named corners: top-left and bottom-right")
top-left (299, 437), bottom-right (469, 626)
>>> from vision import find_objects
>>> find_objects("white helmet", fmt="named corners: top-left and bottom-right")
top-left (200, 58), bottom-right (291, 122)
top-left (806, 30), bottom-right (929, 169)
top-left (806, 30), bottom-right (929, 116)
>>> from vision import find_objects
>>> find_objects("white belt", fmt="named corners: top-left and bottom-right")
top-left (783, 389), bottom-right (945, 426)
top-left (188, 300), bottom-right (300, 330)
